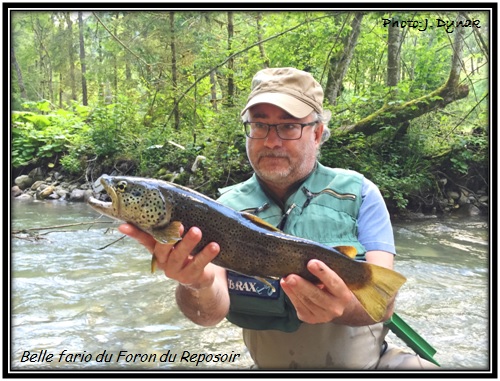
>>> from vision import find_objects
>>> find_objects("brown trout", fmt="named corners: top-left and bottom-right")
top-left (88, 175), bottom-right (406, 321)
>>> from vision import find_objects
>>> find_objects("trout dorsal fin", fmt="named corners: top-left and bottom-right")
top-left (334, 245), bottom-right (358, 259)
top-left (241, 212), bottom-right (281, 232)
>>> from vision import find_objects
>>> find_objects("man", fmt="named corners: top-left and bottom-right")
top-left (119, 67), bottom-right (438, 369)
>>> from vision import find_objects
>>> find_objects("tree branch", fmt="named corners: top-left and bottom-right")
top-left (160, 14), bottom-right (333, 133)
top-left (92, 12), bottom-right (152, 71)
top-left (340, 84), bottom-right (469, 136)
top-left (340, 13), bottom-right (470, 137)
top-left (12, 220), bottom-right (114, 235)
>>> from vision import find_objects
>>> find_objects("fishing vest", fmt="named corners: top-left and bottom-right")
top-left (217, 162), bottom-right (366, 332)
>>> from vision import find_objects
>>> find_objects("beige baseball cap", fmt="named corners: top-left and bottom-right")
top-left (241, 67), bottom-right (324, 118)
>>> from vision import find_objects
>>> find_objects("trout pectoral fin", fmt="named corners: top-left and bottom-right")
top-left (151, 221), bottom-right (182, 244)
top-left (334, 245), bottom-right (357, 259)
top-left (350, 263), bottom-right (407, 322)
top-left (151, 256), bottom-right (157, 273)
top-left (241, 212), bottom-right (281, 232)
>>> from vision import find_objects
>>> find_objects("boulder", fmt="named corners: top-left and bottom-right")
top-left (28, 167), bottom-right (45, 182)
top-left (15, 193), bottom-right (33, 201)
top-left (14, 175), bottom-right (34, 190)
top-left (69, 188), bottom-right (87, 202)
top-left (11, 186), bottom-right (23, 198)
top-left (38, 185), bottom-right (56, 200)
top-left (30, 180), bottom-right (46, 191)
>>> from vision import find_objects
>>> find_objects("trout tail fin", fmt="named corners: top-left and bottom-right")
top-left (351, 263), bottom-right (407, 322)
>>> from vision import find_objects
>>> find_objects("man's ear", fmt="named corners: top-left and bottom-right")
top-left (314, 123), bottom-right (324, 144)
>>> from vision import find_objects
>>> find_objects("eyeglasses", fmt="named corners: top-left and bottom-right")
top-left (243, 121), bottom-right (318, 140)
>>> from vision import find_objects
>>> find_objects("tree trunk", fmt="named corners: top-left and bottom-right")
top-left (387, 16), bottom-right (401, 87)
top-left (341, 15), bottom-right (469, 137)
top-left (11, 44), bottom-right (27, 99)
top-left (341, 85), bottom-right (469, 136)
top-left (325, 12), bottom-right (364, 105)
top-left (226, 11), bottom-right (235, 107)
top-left (113, 13), bottom-right (119, 99)
top-left (31, 15), bottom-right (53, 101)
top-left (210, 70), bottom-right (217, 110)
top-left (64, 12), bottom-right (77, 101)
top-left (256, 12), bottom-right (269, 68)
top-left (59, 73), bottom-right (63, 108)
top-left (445, 13), bottom-right (466, 89)
top-left (170, 11), bottom-right (180, 129)
top-left (78, 12), bottom-right (88, 106)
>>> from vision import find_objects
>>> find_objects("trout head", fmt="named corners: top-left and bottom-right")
top-left (88, 175), bottom-right (173, 231)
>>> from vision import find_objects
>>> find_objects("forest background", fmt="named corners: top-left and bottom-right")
top-left (10, 9), bottom-right (490, 215)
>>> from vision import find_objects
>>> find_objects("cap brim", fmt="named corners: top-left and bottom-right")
top-left (241, 93), bottom-right (314, 119)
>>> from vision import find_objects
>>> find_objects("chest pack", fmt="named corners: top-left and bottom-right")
top-left (217, 163), bottom-right (366, 332)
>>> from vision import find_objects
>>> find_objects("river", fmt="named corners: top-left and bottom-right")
top-left (9, 200), bottom-right (490, 372)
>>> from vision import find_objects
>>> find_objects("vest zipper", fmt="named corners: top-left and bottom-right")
top-left (277, 203), bottom-right (297, 230)
top-left (301, 186), bottom-right (356, 209)
top-left (240, 202), bottom-right (270, 215)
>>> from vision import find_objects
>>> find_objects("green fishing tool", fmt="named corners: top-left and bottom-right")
top-left (384, 312), bottom-right (440, 367)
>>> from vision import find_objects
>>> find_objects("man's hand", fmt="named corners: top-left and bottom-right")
top-left (118, 223), bottom-right (220, 290)
top-left (281, 251), bottom-right (395, 326)
top-left (280, 259), bottom-right (356, 324)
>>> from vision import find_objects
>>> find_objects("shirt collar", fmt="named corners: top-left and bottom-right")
top-left (255, 161), bottom-right (318, 209)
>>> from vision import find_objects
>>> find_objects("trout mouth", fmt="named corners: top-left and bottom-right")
top-left (87, 176), bottom-right (120, 218)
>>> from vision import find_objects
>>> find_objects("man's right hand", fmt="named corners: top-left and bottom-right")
top-left (118, 223), bottom-right (221, 290)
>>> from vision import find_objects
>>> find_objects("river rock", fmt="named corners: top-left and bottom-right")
top-left (14, 175), bottom-right (34, 190)
top-left (28, 167), bottom-right (45, 182)
top-left (11, 186), bottom-right (23, 198)
top-left (68, 188), bottom-right (94, 202)
top-left (53, 172), bottom-right (64, 181)
top-left (458, 192), bottom-right (469, 205)
top-left (55, 187), bottom-right (69, 200)
top-left (83, 189), bottom-right (94, 201)
top-left (68, 184), bottom-right (81, 192)
top-left (30, 180), bottom-right (46, 191)
top-left (46, 192), bottom-right (60, 200)
top-left (478, 195), bottom-right (489, 203)
top-left (15, 193), bottom-right (33, 200)
top-left (447, 191), bottom-right (460, 200)
top-left (455, 204), bottom-right (482, 217)
top-left (38, 185), bottom-right (56, 200)
top-left (69, 189), bottom-right (87, 202)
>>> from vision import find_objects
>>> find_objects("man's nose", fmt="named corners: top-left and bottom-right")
top-left (264, 126), bottom-right (282, 148)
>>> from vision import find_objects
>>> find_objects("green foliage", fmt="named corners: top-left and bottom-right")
top-left (11, 101), bottom-right (86, 168)
top-left (135, 107), bottom-right (252, 198)
top-left (86, 99), bottom-right (137, 158)
top-left (321, 131), bottom-right (433, 210)
top-left (448, 130), bottom-right (488, 176)
top-left (59, 154), bottom-right (83, 175)
top-left (10, 10), bottom-right (490, 213)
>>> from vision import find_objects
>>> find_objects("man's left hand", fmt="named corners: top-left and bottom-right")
top-left (280, 259), bottom-right (356, 324)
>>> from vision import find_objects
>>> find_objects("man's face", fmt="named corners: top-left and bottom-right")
top-left (246, 103), bottom-right (323, 189)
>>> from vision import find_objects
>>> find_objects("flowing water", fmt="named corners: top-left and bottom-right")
top-left (9, 200), bottom-right (490, 372)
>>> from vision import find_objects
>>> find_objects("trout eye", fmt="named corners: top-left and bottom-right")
top-left (116, 181), bottom-right (127, 193)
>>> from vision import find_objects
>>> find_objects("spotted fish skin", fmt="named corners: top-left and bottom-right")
top-left (88, 175), bottom-right (359, 283)
top-left (88, 175), bottom-right (407, 322)
top-left (112, 179), bottom-right (168, 229)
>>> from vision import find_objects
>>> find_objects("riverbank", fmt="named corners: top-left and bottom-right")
top-left (11, 166), bottom-right (489, 219)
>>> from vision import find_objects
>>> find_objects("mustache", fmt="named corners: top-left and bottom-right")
top-left (257, 151), bottom-right (290, 159)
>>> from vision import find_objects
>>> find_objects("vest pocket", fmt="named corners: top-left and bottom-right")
top-left (227, 271), bottom-right (287, 317)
